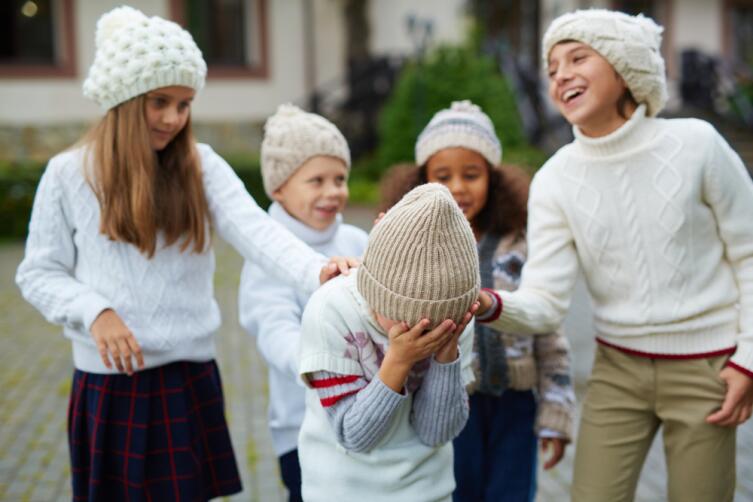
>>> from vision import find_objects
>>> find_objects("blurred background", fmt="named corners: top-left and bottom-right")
top-left (0, 0), bottom-right (752, 500)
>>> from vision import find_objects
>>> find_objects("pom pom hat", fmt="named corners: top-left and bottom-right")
top-left (542, 9), bottom-right (668, 116)
top-left (83, 6), bottom-right (207, 110)
top-left (261, 104), bottom-right (351, 198)
top-left (357, 183), bottom-right (480, 329)
top-left (415, 100), bottom-right (502, 167)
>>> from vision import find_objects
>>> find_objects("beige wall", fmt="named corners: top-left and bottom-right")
top-left (0, 0), bottom-right (309, 125)
top-left (369, 0), bottom-right (467, 56)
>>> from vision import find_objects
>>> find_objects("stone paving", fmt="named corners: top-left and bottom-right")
top-left (1, 206), bottom-right (752, 501)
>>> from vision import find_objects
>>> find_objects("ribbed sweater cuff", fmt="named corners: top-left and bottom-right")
top-left (535, 402), bottom-right (573, 441)
top-left (728, 339), bottom-right (753, 379)
top-left (412, 357), bottom-right (467, 446)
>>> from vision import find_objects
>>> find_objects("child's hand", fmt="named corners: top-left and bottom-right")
top-left (706, 366), bottom-right (753, 426)
top-left (476, 289), bottom-right (494, 317)
top-left (435, 302), bottom-right (479, 363)
top-left (541, 438), bottom-right (568, 469)
top-left (373, 212), bottom-right (386, 227)
top-left (379, 319), bottom-right (456, 392)
top-left (319, 256), bottom-right (360, 284)
top-left (91, 309), bottom-right (144, 376)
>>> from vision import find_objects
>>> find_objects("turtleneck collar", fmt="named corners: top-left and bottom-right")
top-left (268, 201), bottom-right (341, 246)
top-left (572, 104), bottom-right (659, 158)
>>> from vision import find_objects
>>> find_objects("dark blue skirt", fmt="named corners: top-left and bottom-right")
top-left (68, 360), bottom-right (242, 501)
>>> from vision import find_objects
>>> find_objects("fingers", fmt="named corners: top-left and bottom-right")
top-left (419, 319), bottom-right (456, 351)
top-left (319, 257), bottom-right (361, 284)
top-left (454, 303), bottom-right (479, 335)
top-left (373, 212), bottom-right (386, 226)
top-left (117, 337), bottom-right (134, 375)
top-left (707, 390), bottom-right (741, 426)
top-left (128, 336), bottom-right (144, 370)
top-left (96, 337), bottom-right (113, 370)
top-left (540, 438), bottom-right (566, 470)
top-left (388, 321), bottom-right (412, 339)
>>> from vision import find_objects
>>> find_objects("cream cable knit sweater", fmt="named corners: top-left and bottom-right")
top-left (16, 143), bottom-right (325, 374)
top-left (489, 106), bottom-right (753, 373)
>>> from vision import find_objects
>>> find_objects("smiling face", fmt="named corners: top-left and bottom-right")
top-left (425, 147), bottom-right (490, 234)
top-left (272, 155), bottom-right (349, 231)
top-left (547, 41), bottom-right (634, 137)
top-left (144, 85), bottom-right (195, 151)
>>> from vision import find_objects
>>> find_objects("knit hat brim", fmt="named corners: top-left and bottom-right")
top-left (357, 265), bottom-right (479, 328)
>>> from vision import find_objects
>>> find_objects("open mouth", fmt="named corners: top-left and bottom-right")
top-left (562, 87), bottom-right (585, 103)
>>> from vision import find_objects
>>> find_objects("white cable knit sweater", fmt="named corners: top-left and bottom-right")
top-left (490, 105), bottom-right (753, 373)
top-left (16, 143), bottom-right (326, 374)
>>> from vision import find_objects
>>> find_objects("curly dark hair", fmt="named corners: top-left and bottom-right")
top-left (378, 161), bottom-right (530, 237)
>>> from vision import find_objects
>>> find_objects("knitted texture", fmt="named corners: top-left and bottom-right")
top-left (415, 100), bottom-right (502, 167)
top-left (542, 9), bottom-right (667, 116)
top-left (261, 104), bottom-right (351, 197)
top-left (83, 6), bottom-right (207, 110)
top-left (357, 183), bottom-right (480, 328)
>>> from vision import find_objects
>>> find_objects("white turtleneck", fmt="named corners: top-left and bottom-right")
top-left (489, 105), bottom-right (753, 373)
top-left (238, 202), bottom-right (368, 456)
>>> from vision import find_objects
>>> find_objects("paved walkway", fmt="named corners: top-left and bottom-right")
top-left (1, 208), bottom-right (752, 500)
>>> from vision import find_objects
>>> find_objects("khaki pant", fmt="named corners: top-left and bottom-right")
top-left (571, 343), bottom-right (736, 502)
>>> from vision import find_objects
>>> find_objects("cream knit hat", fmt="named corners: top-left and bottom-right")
top-left (83, 6), bottom-right (207, 110)
top-left (261, 104), bottom-right (351, 197)
top-left (415, 100), bottom-right (502, 167)
top-left (542, 9), bottom-right (668, 116)
top-left (357, 183), bottom-right (480, 328)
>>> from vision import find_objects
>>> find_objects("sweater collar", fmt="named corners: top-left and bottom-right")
top-left (572, 104), bottom-right (657, 158)
top-left (268, 201), bottom-right (340, 246)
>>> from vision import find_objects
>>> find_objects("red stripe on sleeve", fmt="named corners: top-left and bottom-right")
top-left (320, 389), bottom-right (361, 407)
top-left (309, 374), bottom-right (360, 388)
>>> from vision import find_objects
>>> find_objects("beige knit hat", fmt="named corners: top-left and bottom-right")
top-left (357, 183), bottom-right (480, 328)
top-left (415, 100), bottom-right (502, 167)
top-left (83, 6), bottom-right (206, 111)
top-left (542, 9), bottom-right (668, 116)
top-left (261, 104), bottom-right (351, 197)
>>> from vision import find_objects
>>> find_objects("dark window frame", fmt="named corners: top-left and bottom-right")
top-left (170, 0), bottom-right (269, 79)
top-left (0, 0), bottom-right (77, 78)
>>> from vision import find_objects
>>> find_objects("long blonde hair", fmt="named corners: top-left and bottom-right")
top-left (82, 95), bottom-right (209, 258)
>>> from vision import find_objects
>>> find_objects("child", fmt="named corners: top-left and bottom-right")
top-left (381, 100), bottom-right (576, 501)
top-left (297, 183), bottom-right (479, 501)
top-left (15, 7), bottom-right (353, 501)
top-left (477, 9), bottom-right (753, 501)
top-left (238, 104), bottom-right (368, 502)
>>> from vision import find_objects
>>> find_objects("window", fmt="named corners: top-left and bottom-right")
top-left (0, 0), bottom-right (76, 77)
top-left (171, 0), bottom-right (268, 78)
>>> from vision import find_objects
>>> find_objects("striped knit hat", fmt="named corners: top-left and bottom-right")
top-left (415, 100), bottom-right (502, 167)
top-left (357, 183), bottom-right (480, 328)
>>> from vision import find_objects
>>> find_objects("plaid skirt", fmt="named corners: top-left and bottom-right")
top-left (68, 360), bottom-right (242, 501)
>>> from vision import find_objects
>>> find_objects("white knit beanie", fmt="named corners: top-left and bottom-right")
top-left (261, 104), bottom-right (351, 197)
top-left (357, 183), bottom-right (480, 329)
top-left (415, 100), bottom-right (502, 167)
top-left (542, 9), bottom-right (668, 116)
top-left (83, 6), bottom-right (207, 111)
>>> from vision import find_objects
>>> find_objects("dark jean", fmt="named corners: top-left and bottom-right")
top-left (279, 449), bottom-right (303, 502)
top-left (453, 390), bottom-right (538, 502)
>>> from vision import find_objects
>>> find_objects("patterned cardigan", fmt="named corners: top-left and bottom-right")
top-left (470, 231), bottom-right (575, 439)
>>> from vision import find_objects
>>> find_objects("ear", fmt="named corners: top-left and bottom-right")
top-left (271, 188), bottom-right (284, 203)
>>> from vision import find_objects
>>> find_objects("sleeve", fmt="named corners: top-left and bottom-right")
top-left (702, 130), bottom-right (753, 375)
top-left (307, 370), bottom-right (406, 453)
top-left (15, 161), bottom-right (113, 335)
top-left (201, 147), bottom-right (327, 296)
top-left (533, 332), bottom-right (576, 440)
top-left (488, 169), bottom-right (580, 334)
top-left (239, 260), bottom-right (303, 380)
top-left (410, 357), bottom-right (470, 447)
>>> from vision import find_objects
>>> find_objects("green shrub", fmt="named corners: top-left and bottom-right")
top-left (0, 160), bottom-right (45, 240)
top-left (373, 44), bottom-right (530, 177)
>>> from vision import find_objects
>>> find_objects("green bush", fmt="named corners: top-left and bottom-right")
top-left (373, 44), bottom-right (531, 177)
top-left (0, 160), bottom-right (45, 240)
